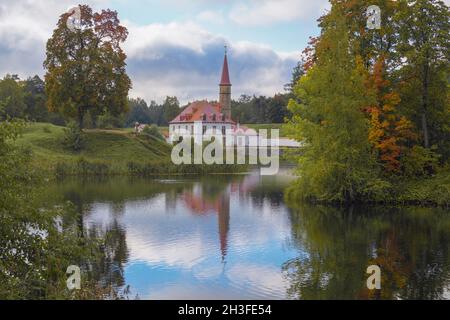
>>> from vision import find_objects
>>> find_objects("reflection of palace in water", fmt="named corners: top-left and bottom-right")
top-left (179, 175), bottom-right (260, 262)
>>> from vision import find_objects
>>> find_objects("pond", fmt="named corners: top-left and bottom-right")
top-left (45, 167), bottom-right (450, 300)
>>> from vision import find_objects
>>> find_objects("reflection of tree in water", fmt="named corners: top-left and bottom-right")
top-left (60, 186), bottom-right (131, 299)
top-left (232, 174), bottom-right (287, 209)
top-left (88, 220), bottom-right (130, 299)
top-left (248, 190), bottom-right (284, 208)
top-left (282, 204), bottom-right (450, 300)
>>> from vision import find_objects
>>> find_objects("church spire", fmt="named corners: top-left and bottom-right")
top-left (219, 46), bottom-right (232, 119)
top-left (220, 46), bottom-right (231, 86)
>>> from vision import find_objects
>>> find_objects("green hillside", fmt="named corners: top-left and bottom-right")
top-left (14, 123), bottom-right (244, 177)
top-left (15, 123), bottom-right (171, 172)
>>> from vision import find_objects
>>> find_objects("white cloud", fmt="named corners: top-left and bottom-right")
top-left (0, 0), bottom-right (108, 76)
top-left (229, 0), bottom-right (330, 26)
top-left (227, 263), bottom-right (289, 297)
top-left (124, 21), bottom-right (298, 103)
top-left (0, 1), bottom-right (299, 104)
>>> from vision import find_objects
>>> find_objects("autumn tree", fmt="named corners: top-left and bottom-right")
top-left (44, 5), bottom-right (131, 130)
top-left (364, 57), bottom-right (417, 173)
top-left (286, 6), bottom-right (384, 203)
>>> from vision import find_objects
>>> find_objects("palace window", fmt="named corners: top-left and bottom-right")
top-left (203, 126), bottom-right (207, 134)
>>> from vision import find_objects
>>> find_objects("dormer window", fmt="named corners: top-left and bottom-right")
top-left (221, 114), bottom-right (225, 121)
top-left (212, 114), bottom-right (216, 122)
top-left (202, 114), bottom-right (206, 121)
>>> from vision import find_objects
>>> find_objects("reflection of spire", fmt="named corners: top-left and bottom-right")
top-left (181, 181), bottom-right (231, 263)
top-left (217, 189), bottom-right (230, 263)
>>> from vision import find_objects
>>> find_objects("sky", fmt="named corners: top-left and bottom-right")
top-left (0, 0), bottom-right (330, 104)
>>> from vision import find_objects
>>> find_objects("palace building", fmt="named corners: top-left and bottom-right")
top-left (169, 50), bottom-right (257, 146)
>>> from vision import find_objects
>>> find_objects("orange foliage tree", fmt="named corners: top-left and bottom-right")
top-left (364, 57), bottom-right (417, 173)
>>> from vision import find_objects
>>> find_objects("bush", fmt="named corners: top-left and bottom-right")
top-left (397, 169), bottom-right (450, 206)
top-left (142, 124), bottom-right (164, 140)
top-left (55, 158), bottom-right (110, 177)
top-left (97, 112), bottom-right (123, 129)
top-left (401, 145), bottom-right (440, 177)
top-left (63, 121), bottom-right (84, 151)
top-left (127, 161), bottom-right (246, 177)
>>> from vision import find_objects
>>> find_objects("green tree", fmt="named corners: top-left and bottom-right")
top-left (231, 94), bottom-right (291, 124)
top-left (23, 75), bottom-right (48, 122)
top-left (231, 94), bottom-right (252, 123)
top-left (125, 97), bottom-right (152, 127)
top-left (286, 6), bottom-right (385, 203)
top-left (63, 121), bottom-right (84, 151)
top-left (267, 94), bottom-right (291, 123)
top-left (44, 5), bottom-right (131, 130)
top-left (0, 75), bottom-right (26, 119)
top-left (148, 100), bottom-right (164, 126)
top-left (395, 0), bottom-right (449, 155)
top-left (285, 60), bottom-right (304, 93)
top-left (162, 96), bottom-right (180, 126)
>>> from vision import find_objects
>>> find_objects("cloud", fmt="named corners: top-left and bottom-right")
top-left (0, 1), bottom-right (299, 104)
top-left (125, 21), bottom-right (299, 103)
top-left (0, 0), bottom-right (107, 76)
top-left (229, 0), bottom-right (330, 26)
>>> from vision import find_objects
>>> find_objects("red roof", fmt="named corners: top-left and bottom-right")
top-left (170, 101), bottom-right (234, 124)
top-left (220, 54), bottom-right (231, 86)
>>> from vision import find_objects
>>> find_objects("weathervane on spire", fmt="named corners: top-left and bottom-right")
top-left (224, 45), bottom-right (228, 55)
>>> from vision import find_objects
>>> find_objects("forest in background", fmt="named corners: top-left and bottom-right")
top-left (0, 73), bottom-right (296, 128)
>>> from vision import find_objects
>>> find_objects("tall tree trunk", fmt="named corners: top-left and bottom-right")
top-left (421, 113), bottom-right (429, 148)
top-left (421, 60), bottom-right (430, 148)
top-left (78, 107), bottom-right (84, 130)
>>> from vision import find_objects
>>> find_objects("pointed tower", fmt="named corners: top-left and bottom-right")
top-left (219, 47), bottom-right (232, 119)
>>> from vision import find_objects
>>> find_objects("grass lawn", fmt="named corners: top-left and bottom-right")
top-left (15, 123), bottom-right (171, 172)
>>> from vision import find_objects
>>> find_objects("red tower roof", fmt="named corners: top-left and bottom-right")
top-left (220, 54), bottom-right (231, 86)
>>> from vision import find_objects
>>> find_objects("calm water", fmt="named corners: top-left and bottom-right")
top-left (46, 168), bottom-right (450, 300)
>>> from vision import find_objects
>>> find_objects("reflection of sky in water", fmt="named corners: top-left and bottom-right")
top-left (84, 172), bottom-right (305, 299)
